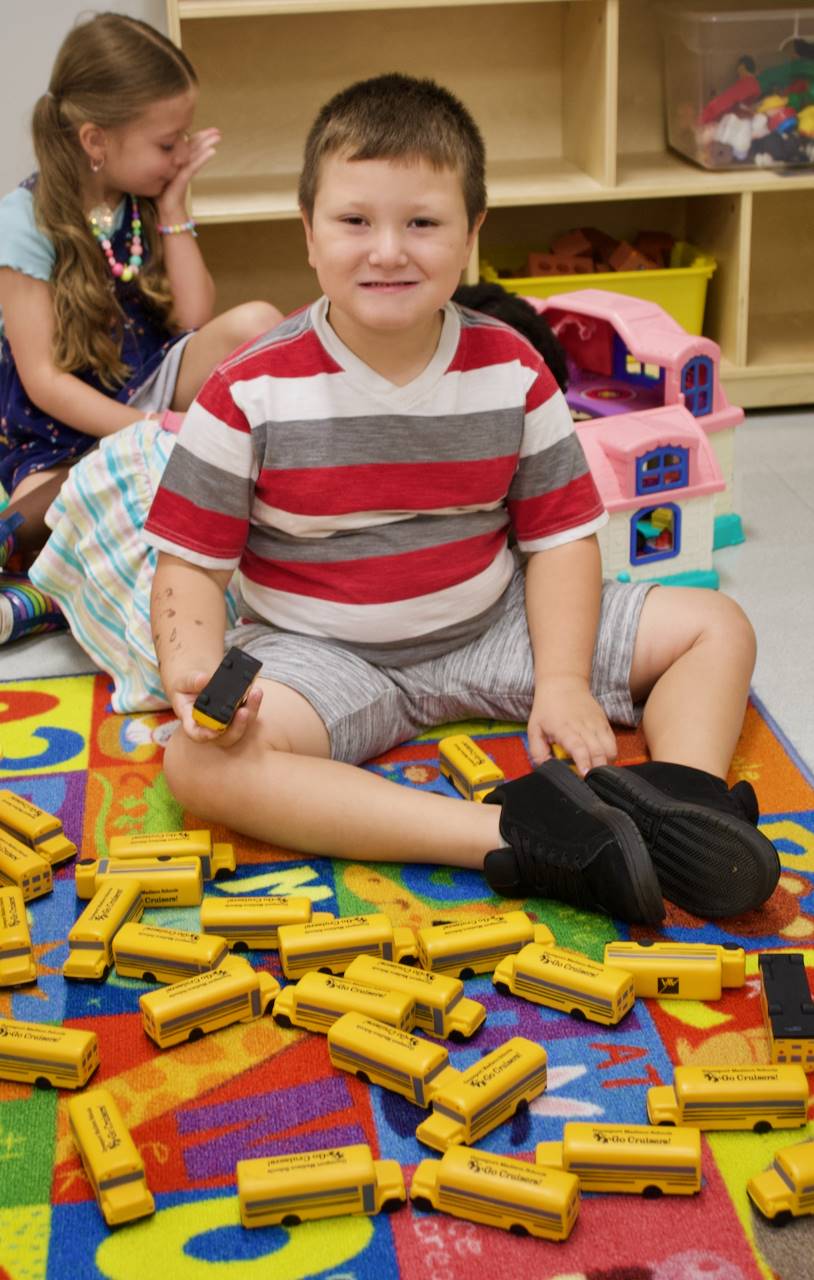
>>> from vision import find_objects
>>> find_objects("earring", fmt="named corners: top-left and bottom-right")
top-left (90, 156), bottom-right (104, 174)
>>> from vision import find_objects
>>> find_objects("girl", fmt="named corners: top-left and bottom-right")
top-left (0, 11), bottom-right (281, 644)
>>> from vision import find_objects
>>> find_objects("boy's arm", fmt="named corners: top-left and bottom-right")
top-left (524, 535), bottom-right (616, 775)
top-left (151, 552), bottom-right (261, 745)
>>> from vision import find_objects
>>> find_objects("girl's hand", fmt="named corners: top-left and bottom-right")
top-left (169, 667), bottom-right (263, 749)
top-left (157, 127), bottom-right (221, 223)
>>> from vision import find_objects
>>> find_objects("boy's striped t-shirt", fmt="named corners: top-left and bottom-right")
top-left (144, 298), bottom-right (607, 665)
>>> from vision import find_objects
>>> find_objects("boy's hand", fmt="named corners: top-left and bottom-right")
top-left (527, 676), bottom-right (616, 776)
top-left (169, 668), bottom-right (263, 749)
top-left (157, 127), bottom-right (221, 223)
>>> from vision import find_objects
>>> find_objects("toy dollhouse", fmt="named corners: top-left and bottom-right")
top-left (534, 289), bottom-right (745, 588)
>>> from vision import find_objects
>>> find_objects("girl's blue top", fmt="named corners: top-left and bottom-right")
top-left (0, 176), bottom-right (185, 494)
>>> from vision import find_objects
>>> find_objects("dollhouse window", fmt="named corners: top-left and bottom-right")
top-left (630, 503), bottom-right (681, 564)
top-left (636, 446), bottom-right (689, 494)
top-left (681, 356), bottom-right (714, 417)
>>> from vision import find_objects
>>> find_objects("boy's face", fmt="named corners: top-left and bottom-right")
top-left (302, 151), bottom-right (483, 354)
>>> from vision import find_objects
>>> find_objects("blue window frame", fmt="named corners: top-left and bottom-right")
top-left (681, 356), bottom-right (713, 417)
top-left (630, 503), bottom-right (681, 565)
top-left (636, 446), bottom-right (689, 495)
top-left (612, 335), bottom-right (665, 387)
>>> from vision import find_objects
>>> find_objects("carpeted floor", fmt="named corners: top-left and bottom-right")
top-left (1, 673), bottom-right (812, 1280)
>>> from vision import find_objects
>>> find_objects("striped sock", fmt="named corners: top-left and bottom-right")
top-left (0, 576), bottom-right (66, 644)
top-left (0, 511), bottom-right (24, 570)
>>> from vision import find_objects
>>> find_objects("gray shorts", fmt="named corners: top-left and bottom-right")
top-left (225, 571), bottom-right (655, 765)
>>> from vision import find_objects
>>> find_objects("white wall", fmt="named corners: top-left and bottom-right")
top-left (1, 1), bottom-right (167, 195)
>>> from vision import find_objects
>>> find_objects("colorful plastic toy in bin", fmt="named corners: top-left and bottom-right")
top-left (481, 241), bottom-right (716, 335)
top-left (659, 6), bottom-right (814, 169)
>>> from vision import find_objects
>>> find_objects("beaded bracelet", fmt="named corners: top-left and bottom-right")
top-left (157, 218), bottom-right (198, 237)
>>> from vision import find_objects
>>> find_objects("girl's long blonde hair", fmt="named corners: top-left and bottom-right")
top-left (31, 12), bottom-right (197, 387)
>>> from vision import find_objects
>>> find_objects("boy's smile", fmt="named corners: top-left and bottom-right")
top-left (302, 153), bottom-right (483, 381)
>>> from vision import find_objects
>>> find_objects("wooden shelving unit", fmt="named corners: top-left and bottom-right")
top-left (167, 0), bottom-right (814, 407)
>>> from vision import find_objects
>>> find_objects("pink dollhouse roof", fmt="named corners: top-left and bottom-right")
top-left (576, 404), bottom-right (725, 513)
top-left (536, 288), bottom-right (718, 370)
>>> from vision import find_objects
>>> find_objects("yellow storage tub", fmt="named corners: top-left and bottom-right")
top-left (481, 242), bottom-right (716, 335)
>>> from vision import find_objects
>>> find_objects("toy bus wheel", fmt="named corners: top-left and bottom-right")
top-left (157, 855), bottom-right (172, 862)
top-left (642, 1185), bottom-right (663, 1199)
top-left (459, 967), bottom-right (475, 980)
top-left (318, 966), bottom-right (333, 974)
top-left (448, 1030), bottom-right (466, 1044)
top-left (214, 867), bottom-right (230, 880)
top-left (412, 1196), bottom-right (435, 1214)
top-left (356, 1071), bottom-right (371, 1085)
top-left (494, 981), bottom-right (511, 997)
top-left (281, 1214), bottom-right (300, 1227)
top-left (381, 1197), bottom-right (404, 1214)
top-left (509, 1223), bottom-right (529, 1237)
top-left (399, 956), bottom-right (417, 967)
top-left (274, 1012), bottom-right (293, 1028)
top-left (142, 971), bottom-right (156, 983)
top-left (753, 1121), bottom-right (772, 1134)
top-left (569, 1008), bottom-right (586, 1021)
top-left (233, 940), bottom-right (249, 953)
top-left (767, 1210), bottom-right (792, 1229)
top-left (34, 1076), bottom-right (53, 1090)
top-left (514, 1098), bottom-right (529, 1116)
top-left (656, 1120), bottom-right (675, 1127)
top-left (188, 1027), bottom-right (204, 1042)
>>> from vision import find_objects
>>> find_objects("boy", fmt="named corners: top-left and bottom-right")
top-left (145, 74), bottom-right (778, 925)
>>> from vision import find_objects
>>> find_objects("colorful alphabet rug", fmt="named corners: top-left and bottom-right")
top-left (1, 673), bottom-right (813, 1280)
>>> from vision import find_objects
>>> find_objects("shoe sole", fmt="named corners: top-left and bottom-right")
top-left (531, 762), bottom-right (665, 925)
top-left (585, 767), bottom-right (780, 917)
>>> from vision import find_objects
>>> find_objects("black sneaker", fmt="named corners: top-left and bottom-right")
top-left (584, 761), bottom-right (780, 917)
top-left (482, 760), bottom-right (665, 925)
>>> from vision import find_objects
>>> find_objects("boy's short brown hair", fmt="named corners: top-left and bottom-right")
top-left (298, 73), bottom-right (486, 230)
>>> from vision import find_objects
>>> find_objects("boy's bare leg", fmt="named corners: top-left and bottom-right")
top-left (628, 586), bottom-right (756, 776)
top-left (163, 677), bottom-right (503, 869)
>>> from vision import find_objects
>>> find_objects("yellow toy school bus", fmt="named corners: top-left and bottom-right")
top-left (237, 1143), bottom-right (405, 1228)
top-left (75, 856), bottom-right (203, 907)
top-left (272, 971), bottom-right (415, 1034)
top-left (416, 911), bottom-right (554, 978)
top-left (759, 952), bottom-right (814, 1071)
top-left (344, 954), bottom-right (486, 1041)
top-left (200, 895), bottom-right (334, 950)
top-left (277, 914), bottom-right (417, 980)
top-left (411, 1145), bottom-right (579, 1242)
top-left (647, 1064), bottom-right (810, 1131)
top-left (327, 1012), bottom-right (457, 1106)
top-left (438, 735), bottom-right (505, 802)
top-left (747, 1138), bottom-right (814, 1225)
top-left (112, 921), bottom-right (228, 984)
top-left (603, 940), bottom-right (746, 1000)
top-left (0, 1018), bottom-right (99, 1088)
top-left (0, 789), bottom-right (76, 866)
top-left (0, 885), bottom-right (36, 986)
top-left (63, 881), bottom-right (144, 981)
top-left (68, 1086), bottom-right (155, 1225)
top-left (535, 1122), bottom-right (702, 1196)
top-left (415, 1037), bottom-right (547, 1151)
top-left (494, 943), bottom-right (636, 1026)
top-left (0, 831), bottom-right (52, 902)
top-left (140, 955), bottom-right (280, 1047)
top-left (108, 829), bottom-right (236, 880)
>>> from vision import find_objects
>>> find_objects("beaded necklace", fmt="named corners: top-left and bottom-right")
top-left (88, 197), bottom-right (143, 282)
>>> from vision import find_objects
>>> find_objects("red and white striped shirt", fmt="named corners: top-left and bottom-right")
top-left (144, 298), bottom-right (607, 665)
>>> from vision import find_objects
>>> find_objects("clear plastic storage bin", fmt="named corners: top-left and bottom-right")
top-left (659, 6), bottom-right (814, 169)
